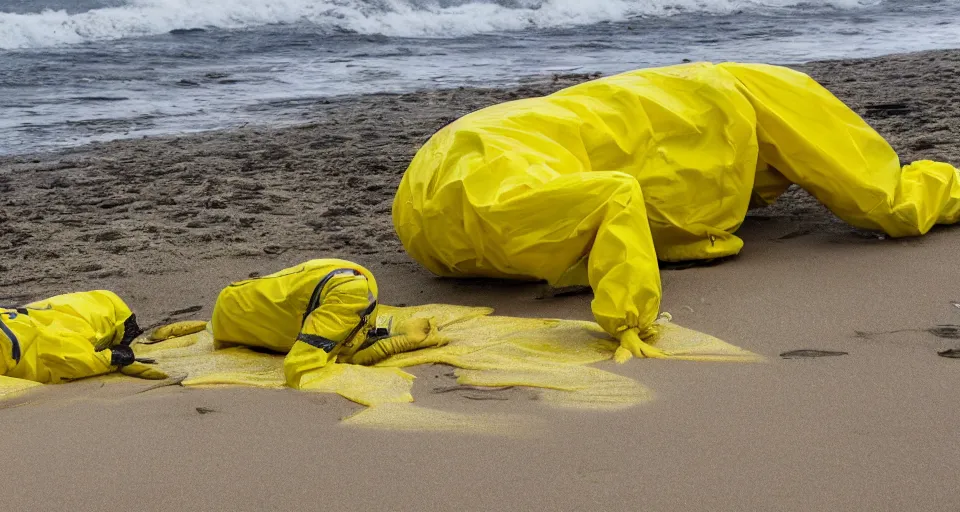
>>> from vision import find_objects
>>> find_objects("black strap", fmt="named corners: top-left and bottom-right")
top-left (301, 268), bottom-right (362, 326)
top-left (0, 316), bottom-right (21, 363)
top-left (357, 327), bottom-right (391, 351)
top-left (296, 333), bottom-right (339, 353)
top-left (298, 270), bottom-right (377, 354)
top-left (359, 296), bottom-right (377, 318)
top-left (349, 296), bottom-right (378, 345)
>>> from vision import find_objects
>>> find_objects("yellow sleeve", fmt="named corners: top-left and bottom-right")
top-left (721, 62), bottom-right (960, 236)
top-left (36, 332), bottom-right (115, 383)
top-left (283, 276), bottom-right (374, 388)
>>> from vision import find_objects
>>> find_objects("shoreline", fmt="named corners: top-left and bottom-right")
top-left (2, 47), bottom-right (955, 163)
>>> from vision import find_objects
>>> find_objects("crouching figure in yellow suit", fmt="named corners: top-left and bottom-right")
top-left (0, 290), bottom-right (164, 383)
top-left (212, 259), bottom-right (444, 389)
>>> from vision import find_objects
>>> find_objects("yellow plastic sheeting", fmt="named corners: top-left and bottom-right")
top-left (128, 304), bottom-right (656, 409)
top-left (0, 375), bottom-right (43, 399)
top-left (133, 330), bottom-right (287, 389)
top-left (457, 366), bottom-right (649, 410)
top-left (378, 305), bottom-right (760, 409)
top-left (0, 304), bottom-right (762, 433)
top-left (133, 319), bottom-right (418, 406)
top-left (392, 61), bottom-right (960, 356)
top-left (378, 304), bottom-right (652, 410)
top-left (297, 364), bottom-right (416, 406)
top-left (342, 403), bottom-right (543, 437)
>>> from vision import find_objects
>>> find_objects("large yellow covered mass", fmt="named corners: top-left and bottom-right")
top-left (392, 62), bottom-right (960, 358)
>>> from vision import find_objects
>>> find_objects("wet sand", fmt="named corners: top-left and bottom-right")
top-left (2, 50), bottom-right (960, 510)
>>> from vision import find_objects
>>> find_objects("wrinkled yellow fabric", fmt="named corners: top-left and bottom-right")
top-left (377, 305), bottom-right (760, 410)
top-left (17, 304), bottom-right (757, 410)
top-left (0, 291), bottom-right (138, 383)
top-left (392, 61), bottom-right (960, 356)
top-left (0, 375), bottom-right (43, 399)
top-left (298, 364), bottom-right (416, 405)
top-left (211, 259), bottom-right (379, 389)
top-left (721, 62), bottom-right (960, 234)
top-left (0, 304), bottom-right (762, 433)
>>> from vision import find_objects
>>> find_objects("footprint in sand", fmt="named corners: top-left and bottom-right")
top-left (432, 385), bottom-right (515, 401)
top-left (142, 305), bottom-right (204, 332)
top-left (928, 325), bottom-right (960, 339)
top-left (776, 227), bottom-right (815, 240)
top-left (855, 320), bottom-right (960, 358)
top-left (431, 384), bottom-right (537, 402)
top-left (167, 305), bottom-right (203, 316)
top-left (780, 349), bottom-right (849, 359)
top-left (534, 285), bottom-right (591, 300)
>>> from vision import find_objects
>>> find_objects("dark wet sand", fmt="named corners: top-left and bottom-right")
top-left (1, 49), bottom-right (960, 510)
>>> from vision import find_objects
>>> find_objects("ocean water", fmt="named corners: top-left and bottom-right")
top-left (1, 0), bottom-right (959, 154)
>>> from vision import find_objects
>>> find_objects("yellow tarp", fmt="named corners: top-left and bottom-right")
top-left (136, 304), bottom-right (763, 409)
top-left (392, 62), bottom-right (960, 356)
top-left (0, 304), bottom-right (762, 433)
top-left (0, 375), bottom-right (43, 400)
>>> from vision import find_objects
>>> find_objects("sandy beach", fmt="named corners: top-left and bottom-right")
top-left (2, 49), bottom-right (960, 510)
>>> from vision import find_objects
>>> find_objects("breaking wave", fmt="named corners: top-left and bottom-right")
top-left (0, 0), bottom-right (884, 49)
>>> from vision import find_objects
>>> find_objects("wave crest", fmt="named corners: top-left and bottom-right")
top-left (0, 0), bottom-right (882, 50)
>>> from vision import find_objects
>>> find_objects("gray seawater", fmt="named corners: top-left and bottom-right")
top-left (1, 0), bottom-right (959, 155)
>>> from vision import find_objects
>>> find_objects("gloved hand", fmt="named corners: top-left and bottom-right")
top-left (148, 320), bottom-right (208, 343)
top-left (345, 318), bottom-right (447, 366)
top-left (613, 327), bottom-right (670, 363)
top-left (397, 317), bottom-right (433, 339)
top-left (109, 345), bottom-right (170, 380)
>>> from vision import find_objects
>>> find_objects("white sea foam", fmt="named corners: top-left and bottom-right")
top-left (0, 0), bottom-right (883, 49)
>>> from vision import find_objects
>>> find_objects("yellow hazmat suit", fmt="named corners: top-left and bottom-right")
top-left (0, 290), bottom-right (148, 383)
top-left (213, 259), bottom-right (389, 388)
top-left (392, 62), bottom-right (960, 360)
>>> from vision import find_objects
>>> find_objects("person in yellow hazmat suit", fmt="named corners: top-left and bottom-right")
top-left (0, 290), bottom-right (166, 383)
top-left (392, 61), bottom-right (960, 362)
top-left (212, 258), bottom-right (445, 389)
